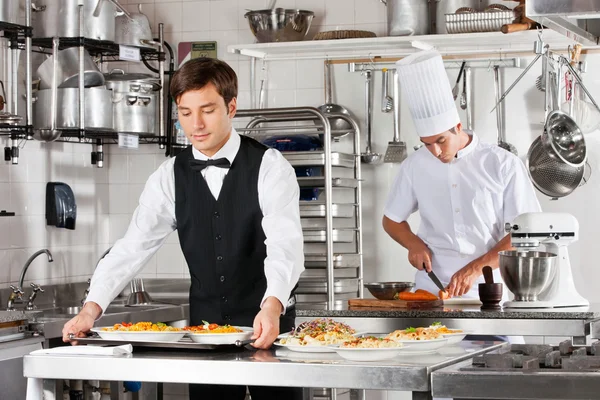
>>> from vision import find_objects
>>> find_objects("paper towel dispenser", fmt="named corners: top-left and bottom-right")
top-left (46, 182), bottom-right (76, 230)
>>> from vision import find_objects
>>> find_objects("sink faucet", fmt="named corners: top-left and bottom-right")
top-left (81, 247), bottom-right (112, 305)
top-left (18, 249), bottom-right (53, 292)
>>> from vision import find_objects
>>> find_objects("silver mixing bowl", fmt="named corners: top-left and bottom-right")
top-left (244, 8), bottom-right (315, 43)
top-left (364, 282), bottom-right (415, 300)
top-left (498, 250), bottom-right (557, 302)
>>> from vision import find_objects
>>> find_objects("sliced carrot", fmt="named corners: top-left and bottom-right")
top-left (439, 290), bottom-right (450, 300)
top-left (414, 289), bottom-right (440, 300)
top-left (398, 292), bottom-right (438, 301)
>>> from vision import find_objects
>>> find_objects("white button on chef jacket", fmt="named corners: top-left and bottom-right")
top-left (384, 132), bottom-right (541, 298)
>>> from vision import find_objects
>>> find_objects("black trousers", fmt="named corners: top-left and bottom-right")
top-left (189, 383), bottom-right (303, 400)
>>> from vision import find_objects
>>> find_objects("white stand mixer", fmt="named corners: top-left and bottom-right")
top-left (502, 212), bottom-right (588, 308)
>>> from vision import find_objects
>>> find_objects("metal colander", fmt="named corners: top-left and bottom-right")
top-left (527, 136), bottom-right (584, 199)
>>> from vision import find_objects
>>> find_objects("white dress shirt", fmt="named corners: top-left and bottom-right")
top-left (384, 132), bottom-right (541, 297)
top-left (86, 128), bottom-right (305, 314)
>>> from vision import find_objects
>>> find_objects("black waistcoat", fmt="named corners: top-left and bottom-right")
top-left (173, 136), bottom-right (295, 331)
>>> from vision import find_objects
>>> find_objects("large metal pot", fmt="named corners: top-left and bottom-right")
top-left (36, 48), bottom-right (105, 89)
top-left (0, 0), bottom-right (20, 24)
top-left (33, 87), bottom-right (114, 134)
top-left (31, 0), bottom-right (119, 41)
top-left (381, 0), bottom-right (430, 36)
top-left (115, 4), bottom-right (155, 48)
top-left (105, 69), bottom-right (159, 134)
top-left (112, 92), bottom-right (157, 134)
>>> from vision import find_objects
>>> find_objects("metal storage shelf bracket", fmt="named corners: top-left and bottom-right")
top-left (348, 57), bottom-right (523, 73)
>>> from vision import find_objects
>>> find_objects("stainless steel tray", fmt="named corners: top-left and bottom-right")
top-left (303, 229), bottom-right (355, 243)
top-left (301, 267), bottom-right (357, 279)
top-left (296, 292), bottom-right (356, 302)
top-left (284, 151), bottom-right (355, 168)
top-left (297, 177), bottom-right (359, 188)
top-left (296, 278), bottom-right (359, 294)
top-left (300, 218), bottom-right (354, 229)
top-left (299, 202), bottom-right (356, 218)
top-left (74, 336), bottom-right (236, 350)
top-left (305, 253), bottom-right (361, 269)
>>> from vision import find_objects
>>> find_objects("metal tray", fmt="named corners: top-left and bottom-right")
top-left (284, 151), bottom-right (355, 168)
top-left (300, 218), bottom-right (355, 229)
top-left (296, 278), bottom-right (359, 294)
top-left (301, 267), bottom-right (358, 279)
top-left (296, 292), bottom-right (357, 302)
top-left (303, 229), bottom-right (355, 243)
top-left (74, 336), bottom-right (240, 350)
top-left (305, 253), bottom-right (361, 269)
top-left (297, 177), bottom-right (359, 188)
top-left (299, 202), bottom-right (356, 218)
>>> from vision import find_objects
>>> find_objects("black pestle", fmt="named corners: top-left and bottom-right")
top-left (482, 266), bottom-right (494, 284)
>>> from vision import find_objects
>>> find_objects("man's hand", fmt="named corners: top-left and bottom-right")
top-left (62, 302), bottom-right (102, 344)
top-left (251, 297), bottom-right (282, 349)
top-left (446, 261), bottom-right (484, 297)
top-left (407, 238), bottom-right (433, 273)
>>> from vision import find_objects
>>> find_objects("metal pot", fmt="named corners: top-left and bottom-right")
top-left (32, 0), bottom-right (122, 41)
top-left (115, 4), bottom-right (155, 48)
top-left (0, 111), bottom-right (23, 126)
top-left (435, 0), bottom-right (480, 33)
top-left (36, 48), bottom-right (105, 90)
top-left (0, 0), bottom-right (20, 24)
top-left (381, 0), bottom-right (430, 36)
top-left (112, 92), bottom-right (157, 134)
top-left (103, 69), bottom-right (160, 93)
top-left (33, 87), bottom-right (114, 134)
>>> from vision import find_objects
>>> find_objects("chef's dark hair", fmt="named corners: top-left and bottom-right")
top-left (170, 58), bottom-right (238, 109)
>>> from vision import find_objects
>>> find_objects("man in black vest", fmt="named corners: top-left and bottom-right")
top-left (62, 58), bottom-right (305, 400)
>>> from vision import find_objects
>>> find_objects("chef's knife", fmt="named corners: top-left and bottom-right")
top-left (425, 263), bottom-right (446, 292)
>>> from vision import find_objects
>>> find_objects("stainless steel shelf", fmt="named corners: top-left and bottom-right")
top-left (299, 202), bottom-right (356, 218)
top-left (301, 218), bottom-right (354, 229)
top-left (303, 229), bottom-right (356, 243)
top-left (305, 253), bottom-right (361, 269)
top-left (297, 177), bottom-right (359, 188)
top-left (301, 267), bottom-right (358, 279)
top-left (284, 151), bottom-right (355, 168)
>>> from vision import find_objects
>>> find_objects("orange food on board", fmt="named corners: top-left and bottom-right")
top-left (397, 290), bottom-right (439, 301)
top-left (439, 290), bottom-right (450, 300)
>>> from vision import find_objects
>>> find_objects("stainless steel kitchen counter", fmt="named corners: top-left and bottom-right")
top-left (24, 341), bottom-right (503, 396)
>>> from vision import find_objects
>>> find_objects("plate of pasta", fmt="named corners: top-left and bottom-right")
top-left (275, 318), bottom-right (357, 353)
top-left (332, 336), bottom-right (408, 361)
top-left (91, 322), bottom-right (185, 342)
top-left (428, 322), bottom-right (472, 345)
top-left (183, 321), bottom-right (253, 344)
top-left (385, 327), bottom-right (448, 354)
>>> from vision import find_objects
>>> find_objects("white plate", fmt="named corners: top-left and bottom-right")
top-left (90, 327), bottom-right (186, 342)
top-left (186, 327), bottom-right (253, 345)
top-left (273, 341), bottom-right (336, 353)
top-left (440, 331), bottom-right (473, 345)
top-left (332, 346), bottom-right (407, 362)
top-left (391, 337), bottom-right (448, 353)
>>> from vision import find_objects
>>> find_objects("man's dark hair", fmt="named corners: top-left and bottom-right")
top-left (170, 58), bottom-right (238, 108)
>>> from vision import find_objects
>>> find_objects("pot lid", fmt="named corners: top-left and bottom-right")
top-left (104, 69), bottom-right (158, 83)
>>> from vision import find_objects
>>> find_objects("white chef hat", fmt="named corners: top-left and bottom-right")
top-left (395, 50), bottom-right (460, 138)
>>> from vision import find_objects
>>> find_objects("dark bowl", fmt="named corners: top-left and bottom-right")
top-left (364, 282), bottom-right (415, 300)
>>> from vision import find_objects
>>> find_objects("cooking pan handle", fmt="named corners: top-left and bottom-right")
top-left (93, 0), bottom-right (133, 20)
top-left (109, 69), bottom-right (126, 76)
top-left (31, 3), bottom-right (46, 12)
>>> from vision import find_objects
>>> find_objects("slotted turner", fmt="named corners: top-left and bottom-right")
top-left (384, 70), bottom-right (407, 163)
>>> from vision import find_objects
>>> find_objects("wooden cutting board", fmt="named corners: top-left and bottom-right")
top-left (348, 298), bottom-right (444, 309)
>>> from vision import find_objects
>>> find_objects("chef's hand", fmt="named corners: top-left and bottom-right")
top-left (251, 297), bottom-right (283, 349)
top-left (407, 238), bottom-right (433, 272)
top-left (62, 302), bottom-right (102, 345)
top-left (446, 262), bottom-right (483, 297)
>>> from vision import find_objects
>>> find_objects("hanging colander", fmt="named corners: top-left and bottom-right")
top-left (526, 136), bottom-right (584, 199)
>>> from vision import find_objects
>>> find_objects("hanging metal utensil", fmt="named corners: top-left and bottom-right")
top-left (381, 68), bottom-right (393, 113)
top-left (383, 70), bottom-right (407, 163)
top-left (460, 68), bottom-right (467, 110)
top-left (315, 60), bottom-right (353, 139)
top-left (452, 61), bottom-right (466, 101)
top-left (493, 66), bottom-right (517, 155)
top-left (361, 70), bottom-right (382, 164)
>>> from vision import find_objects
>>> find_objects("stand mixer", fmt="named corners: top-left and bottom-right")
top-left (501, 212), bottom-right (588, 308)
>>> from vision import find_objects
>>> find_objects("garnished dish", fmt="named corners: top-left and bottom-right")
top-left (428, 322), bottom-right (471, 345)
top-left (386, 327), bottom-right (443, 341)
top-left (91, 322), bottom-right (186, 342)
top-left (384, 326), bottom-right (448, 354)
top-left (184, 320), bottom-right (253, 345)
top-left (276, 318), bottom-right (357, 353)
top-left (333, 336), bottom-right (407, 361)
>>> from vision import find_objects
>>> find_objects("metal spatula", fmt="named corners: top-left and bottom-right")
top-left (384, 70), bottom-right (407, 163)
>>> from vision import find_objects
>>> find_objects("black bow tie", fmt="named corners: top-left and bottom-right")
top-left (189, 158), bottom-right (231, 171)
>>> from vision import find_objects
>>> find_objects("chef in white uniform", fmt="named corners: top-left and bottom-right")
top-left (383, 49), bottom-right (541, 301)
